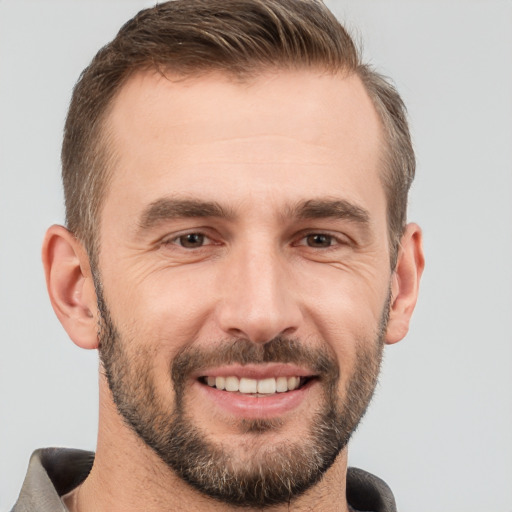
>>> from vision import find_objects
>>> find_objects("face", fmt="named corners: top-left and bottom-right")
top-left (96, 69), bottom-right (392, 506)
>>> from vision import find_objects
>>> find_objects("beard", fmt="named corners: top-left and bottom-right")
top-left (96, 279), bottom-right (387, 508)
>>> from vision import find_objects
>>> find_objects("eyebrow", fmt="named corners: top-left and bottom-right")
top-left (292, 199), bottom-right (370, 225)
top-left (138, 198), bottom-right (234, 230)
top-left (137, 196), bottom-right (370, 232)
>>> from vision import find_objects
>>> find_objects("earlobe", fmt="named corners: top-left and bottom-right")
top-left (42, 225), bottom-right (99, 350)
top-left (385, 223), bottom-right (425, 345)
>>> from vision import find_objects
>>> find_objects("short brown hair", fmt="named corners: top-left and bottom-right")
top-left (62, 0), bottom-right (414, 266)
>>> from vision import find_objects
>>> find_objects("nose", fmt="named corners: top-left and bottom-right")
top-left (216, 244), bottom-right (303, 344)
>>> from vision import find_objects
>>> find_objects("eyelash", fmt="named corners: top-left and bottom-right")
top-left (162, 232), bottom-right (215, 249)
top-left (161, 230), bottom-right (349, 250)
top-left (295, 230), bottom-right (352, 250)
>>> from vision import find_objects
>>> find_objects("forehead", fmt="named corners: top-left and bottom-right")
top-left (102, 68), bottom-right (385, 219)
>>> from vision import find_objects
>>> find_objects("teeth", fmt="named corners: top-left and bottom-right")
top-left (287, 376), bottom-right (299, 391)
top-left (276, 376), bottom-right (288, 392)
top-left (205, 376), bottom-right (305, 394)
top-left (215, 376), bottom-right (226, 390)
top-left (257, 378), bottom-right (276, 394)
top-left (239, 378), bottom-right (257, 393)
top-left (225, 376), bottom-right (239, 392)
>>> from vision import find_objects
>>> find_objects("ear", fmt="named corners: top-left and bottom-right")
top-left (385, 223), bottom-right (425, 345)
top-left (42, 225), bottom-right (99, 350)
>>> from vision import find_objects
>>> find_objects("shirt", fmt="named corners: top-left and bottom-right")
top-left (11, 448), bottom-right (397, 511)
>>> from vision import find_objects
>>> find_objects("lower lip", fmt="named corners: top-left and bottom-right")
top-left (194, 379), bottom-right (316, 419)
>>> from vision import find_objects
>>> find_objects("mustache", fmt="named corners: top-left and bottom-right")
top-left (171, 336), bottom-right (340, 388)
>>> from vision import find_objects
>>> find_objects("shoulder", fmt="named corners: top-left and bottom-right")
top-left (10, 448), bottom-right (94, 512)
top-left (347, 467), bottom-right (397, 512)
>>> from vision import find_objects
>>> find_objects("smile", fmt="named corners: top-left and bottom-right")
top-left (194, 366), bottom-right (318, 418)
top-left (200, 375), bottom-right (309, 395)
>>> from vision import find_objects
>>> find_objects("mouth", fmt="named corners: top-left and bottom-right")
top-left (199, 375), bottom-right (312, 396)
top-left (192, 365), bottom-right (318, 419)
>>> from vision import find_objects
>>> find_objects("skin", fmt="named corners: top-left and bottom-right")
top-left (43, 68), bottom-right (424, 511)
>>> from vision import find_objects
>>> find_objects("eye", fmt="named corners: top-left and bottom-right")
top-left (174, 233), bottom-right (208, 248)
top-left (304, 233), bottom-right (334, 248)
top-left (294, 231), bottom-right (351, 251)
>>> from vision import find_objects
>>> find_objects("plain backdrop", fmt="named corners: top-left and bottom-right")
top-left (1, 1), bottom-right (511, 511)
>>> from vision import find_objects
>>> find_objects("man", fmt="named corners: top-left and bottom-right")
top-left (12, 0), bottom-right (424, 510)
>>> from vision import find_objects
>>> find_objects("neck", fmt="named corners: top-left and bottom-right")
top-left (65, 379), bottom-right (351, 512)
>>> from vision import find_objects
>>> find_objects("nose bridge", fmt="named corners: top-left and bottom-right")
top-left (217, 238), bottom-right (301, 343)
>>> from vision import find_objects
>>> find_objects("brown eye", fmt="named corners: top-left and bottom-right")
top-left (306, 234), bottom-right (333, 248)
top-left (178, 233), bottom-right (205, 248)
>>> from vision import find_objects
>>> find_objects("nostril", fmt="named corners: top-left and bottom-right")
top-left (281, 326), bottom-right (298, 337)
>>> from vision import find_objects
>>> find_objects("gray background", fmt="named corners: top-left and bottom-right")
top-left (1, 1), bottom-right (511, 511)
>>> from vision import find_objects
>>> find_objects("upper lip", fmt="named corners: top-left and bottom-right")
top-left (193, 363), bottom-right (316, 380)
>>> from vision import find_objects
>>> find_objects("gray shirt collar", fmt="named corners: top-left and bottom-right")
top-left (11, 448), bottom-right (396, 512)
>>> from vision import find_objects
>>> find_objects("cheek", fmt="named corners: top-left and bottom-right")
top-left (300, 265), bottom-right (389, 335)
top-left (298, 268), bottom-right (389, 379)
top-left (102, 262), bottom-right (217, 343)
